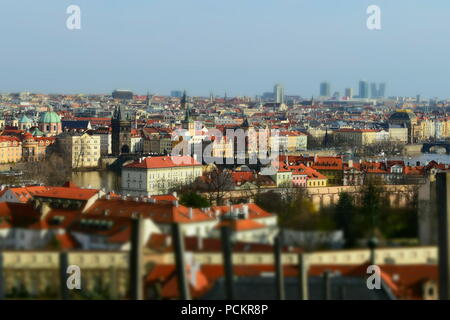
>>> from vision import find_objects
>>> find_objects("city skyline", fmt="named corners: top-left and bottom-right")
top-left (0, 1), bottom-right (450, 98)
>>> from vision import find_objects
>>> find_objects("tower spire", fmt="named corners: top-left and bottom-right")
top-left (181, 91), bottom-right (192, 123)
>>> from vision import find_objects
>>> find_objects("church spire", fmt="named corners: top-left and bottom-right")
top-left (182, 91), bottom-right (192, 123)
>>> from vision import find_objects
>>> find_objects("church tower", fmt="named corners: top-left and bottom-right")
top-left (112, 105), bottom-right (132, 155)
top-left (181, 91), bottom-right (195, 135)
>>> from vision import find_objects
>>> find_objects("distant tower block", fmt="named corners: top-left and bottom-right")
top-left (274, 84), bottom-right (285, 104)
top-left (320, 82), bottom-right (331, 97)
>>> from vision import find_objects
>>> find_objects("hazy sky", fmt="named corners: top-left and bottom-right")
top-left (1, 0), bottom-right (450, 98)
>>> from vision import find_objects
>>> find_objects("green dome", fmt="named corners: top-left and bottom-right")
top-left (39, 111), bottom-right (61, 124)
top-left (19, 115), bottom-right (32, 123)
top-left (30, 127), bottom-right (44, 137)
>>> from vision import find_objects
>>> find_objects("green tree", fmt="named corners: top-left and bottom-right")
top-left (334, 192), bottom-right (357, 248)
top-left (360, 181), bottom-right (382, 238)
top-left (256, 187), bottom-right (318, 230)
top-left (180, 192), bottom-right (210, 208)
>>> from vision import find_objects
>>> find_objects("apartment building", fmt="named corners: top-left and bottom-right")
top-left (0, 136), bottom-right (22, 164)
top-left (58, 132), bottom-right (101, 168)
top-left (122, 155), bottom-right (203, 196)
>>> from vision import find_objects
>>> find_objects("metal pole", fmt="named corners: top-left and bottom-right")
top-left (323, 271), bottom-right (331, 300)
top-left (437, 172), bottom-right (450, 300)
top-left (0, 252), bottom-right (4, 299)
top-left (59, 251), bottom-right (70, 300)
top-left (109, 266), bottom-right (118, 300)
top-left (171, 223), bottom-right (190, 300)
top-left (220, 226), bottom-right (234, 300)
top-left (129, 216), bottom-right (144, 300)
top-left (274, 232), bottom-right (285, 300)
top-left (298, 253), bottom-right (308, 300)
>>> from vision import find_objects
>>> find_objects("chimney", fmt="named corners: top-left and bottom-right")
top-left (188, 207), bottom-right (193, 219)
top-left (172, 191), bottom-right (178, 199)
top-left (173, 200), bottom-right (179, 207)
top-left (215, 209), bottom-right (221, 219)
top-left (105, 194), bottom-right (111, 200)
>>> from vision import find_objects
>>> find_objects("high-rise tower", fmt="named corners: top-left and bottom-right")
top-left (359, 80), bottom-right (370, 99)
top-left (273, 84), bottom-right (285, 104)
top-left (320, 82), bottom-right (331, 97)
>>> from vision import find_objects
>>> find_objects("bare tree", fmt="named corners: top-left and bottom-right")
top-left (22, 152), bottom-right (72, 186)
top-left (197, 168), bottom-right (234, 205)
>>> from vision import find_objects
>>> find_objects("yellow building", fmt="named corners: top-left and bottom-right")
top-left (143, 135), bottom-right (174, 154)
top-left (284, 131), bottom-right (308, 152)
top-left (334, 129), bottom-right (378, 146)
top-left (388, 110), bottom-right (418, 143)
top-left (58, 132), bottom-right (101, 168)
top-left (211, 136), bottom-right (234, 159)
top-left (388, 126), bottom-right (408, 143)
top-left (21, 133), bottom-right (56, 162)
top-left (122, 155), bottom-right (203, 196)
top-left (0, 136), bottom-right (22, 164)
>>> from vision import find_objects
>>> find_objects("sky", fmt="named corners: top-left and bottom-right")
top-left (0, 0), bottom-right (450, 98)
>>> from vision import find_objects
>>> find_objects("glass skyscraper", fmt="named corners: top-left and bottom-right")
top-left (273, 84), bottom-right (285, 104)
top-left (320, 82), bottom-right (331, 97)
top-left (359, 80), bottom-right (370, 99)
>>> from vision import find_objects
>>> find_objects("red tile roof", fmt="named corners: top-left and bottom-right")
top-left (214, 219), bottom-right (266, 231)
top-left (124, 156), bottom-right (201, 169)
top-left (34, 186), bottom-right (99, 201)
top-left (312, 156), bottom-right (344, 171)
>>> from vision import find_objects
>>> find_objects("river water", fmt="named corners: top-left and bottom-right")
top-left (71, 171), bottom-right (121, 192)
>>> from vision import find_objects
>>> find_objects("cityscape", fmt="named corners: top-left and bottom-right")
top-left (0, 84), bottom-right (448, 300)
top-left (2, 1), bottom-right (450, 306)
